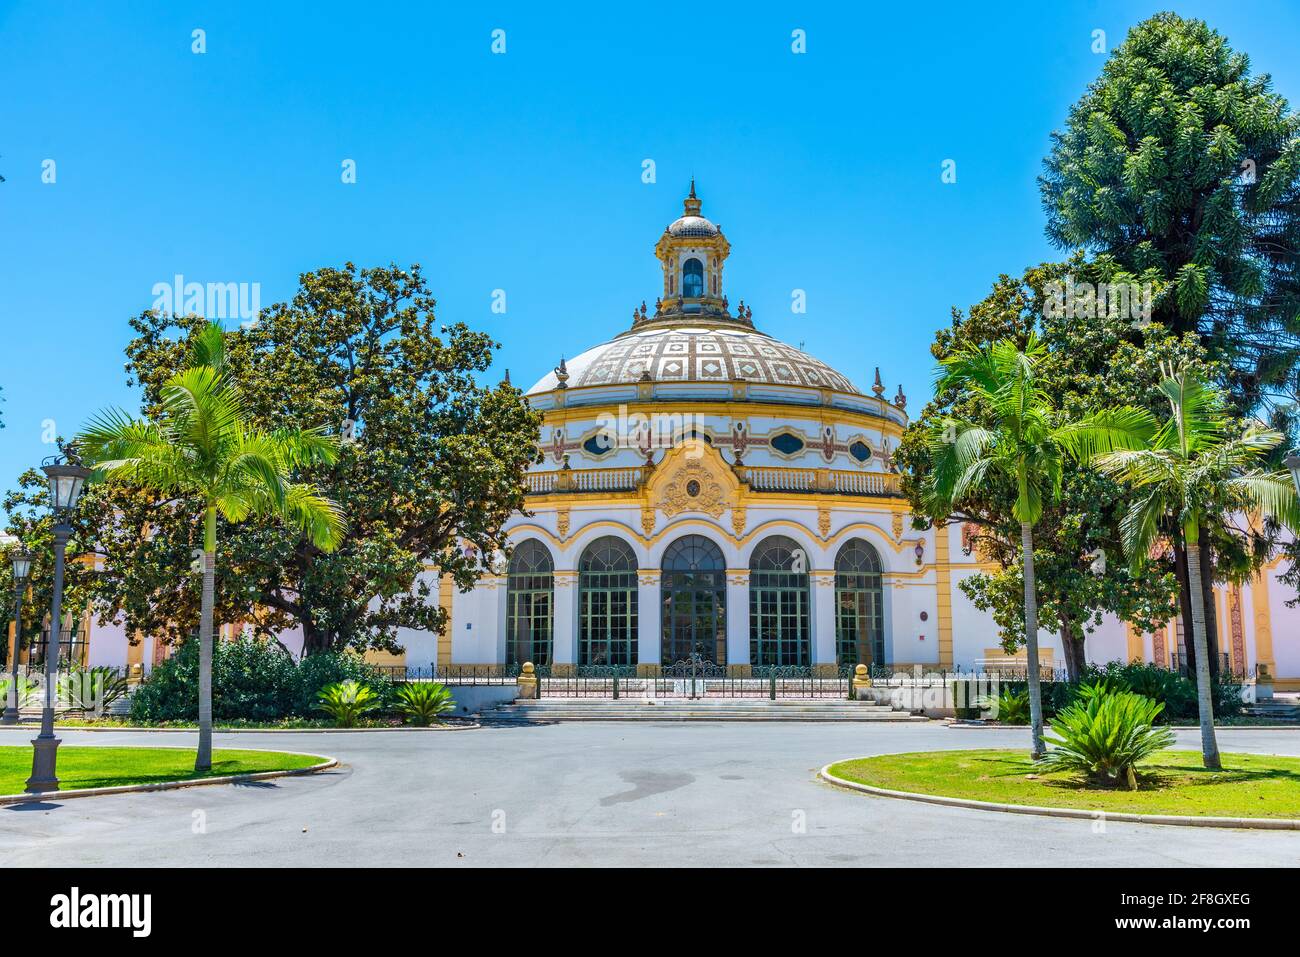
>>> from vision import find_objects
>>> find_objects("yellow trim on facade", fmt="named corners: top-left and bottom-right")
top-left (438, 574), bottom-right (454, 668)
top-left (1251, 565), bottom-right (1276, 674)
top-left (934, 525), bottom-right (953, 669)
top-left (540, 398), bottom-right (906, 442)
top-left (1124, 623), bottom-right (1143, 664)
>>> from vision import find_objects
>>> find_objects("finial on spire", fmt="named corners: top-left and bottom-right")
top-left (683, 180), bottom-right (702, 216)
top-left (554, 356), bottom-right (569, 389)
top-left (893, 383), bottom-right (907, 410)
top-left (872, 367), bottom-right (885, 398)
top-left (503, 368), bottom-right (511, 387)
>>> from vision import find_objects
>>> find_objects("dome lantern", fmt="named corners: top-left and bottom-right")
top-left (649, 182), bottom-right (744, 328)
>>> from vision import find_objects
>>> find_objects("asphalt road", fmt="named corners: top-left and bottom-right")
top-left (1, 723), bottom-right (1298, 867)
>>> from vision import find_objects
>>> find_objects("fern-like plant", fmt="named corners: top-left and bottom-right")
top-left (979, 689), bottom-right (1031, 724)
top-left (395, 682), bottom-right (455, 726)
top-left (1042, 690), bottom-right (1175, 790)
top-left (316, 680), bottom-right (380, 727)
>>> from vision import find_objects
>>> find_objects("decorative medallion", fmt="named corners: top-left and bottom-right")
top-left (892, 513), bottom-right (904, 541)
top-left (818, 506), bottom-right (831, 539)
top-left (555, 507), bottom-right (570, 541)
top-left (731, 505), bottom-right (746, 539)
top-left (641, 507), bottom-right (656, 537)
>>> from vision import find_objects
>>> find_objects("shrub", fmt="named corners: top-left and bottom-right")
top-left (317, 680), bottom-right (380, 727)
top-left (290, 650), bottom-right (396, 715)
top-left (1042, 689), bottom-right (1176, 790)
top-left (59, 666), bottom-right (129, 714)
top-left (980, 688), bottom-right (1031, 724)
top-left (130, 636), bottom-right (299, 723)
top-left (395, 682), bottom-right (455, 726)
top-left (0, 675), bottom-right (37, 710)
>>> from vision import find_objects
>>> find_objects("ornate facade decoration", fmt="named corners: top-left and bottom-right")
top-left (555, 507), bottom-right (570, 540)
top-left (818, 506), bottom-right (832, 539)
top-left (731, 505), bottom-right (746, 538)
top-left (892, 512), bottom-right (904, 541)
top-left (1230, 584), bottom-right (1246, 671)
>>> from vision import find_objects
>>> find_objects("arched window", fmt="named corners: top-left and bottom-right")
top-left (682, 258), bottom-right (704, 298)
top-left (749, 535), bottom-right (810, 667)
top-left (661, 535), bottom-right (726, 665)
top-left (579, 537), bottom-right (639, 667)
top-left (835, 539), bottom-right (884, 667)
top-left (506, 540), bottom-right (554, 666)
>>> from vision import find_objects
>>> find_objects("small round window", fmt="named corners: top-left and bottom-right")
top-left (686, 480), bottom-right (701, 497)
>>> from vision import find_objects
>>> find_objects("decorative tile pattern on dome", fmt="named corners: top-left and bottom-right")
top-left (573, 329), bottom-right (856, 393)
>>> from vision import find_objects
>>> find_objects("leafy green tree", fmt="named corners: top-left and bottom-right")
top-left (1041, 11), bottom-right (1300, 426)
top-left (899, 264), bottom-right (1183, 684)
top-left (1081, 367), bottom-right (1299, 769)
top-left (113, 263), bottom-right (541, 655)
top-left (77, 323), bottom-right (345, 771)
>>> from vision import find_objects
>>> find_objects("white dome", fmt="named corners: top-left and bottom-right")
top-left (528, 325), bottom-right (858, 394)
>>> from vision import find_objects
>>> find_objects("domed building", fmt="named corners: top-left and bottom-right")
top-left (447, 184), bottom-right (971, 677)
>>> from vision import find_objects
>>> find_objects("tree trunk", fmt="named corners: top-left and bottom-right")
top-left (1200, 540), bottom-right (1220, 679)
top-left (196, 507), bottom-right (217, 773)
top-left (1020, 522), bottom-right (1046, 759)
top-left (1184, 534), bottom-right (1221, 770)
top-left (1059, 608), bottom-right (1086, 683)
top-left (1173, 543), bottom-right (1197, 677)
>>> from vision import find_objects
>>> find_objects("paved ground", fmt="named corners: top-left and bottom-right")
top-left (2, 723), bottom-right (1298, 867)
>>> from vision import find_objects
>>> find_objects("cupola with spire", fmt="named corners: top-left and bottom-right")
top-left (641, 181), bottom-right (744, 329)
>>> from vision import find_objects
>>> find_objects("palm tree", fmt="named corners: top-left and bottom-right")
top-left (925, 336), bottom-right (1146, 758)
top-left (926, 337), bottom-right (1067, 757)
top-left (78, 323), bottom-right (344, 771)
top-left (1077, 364), bottom-right (1299, 769)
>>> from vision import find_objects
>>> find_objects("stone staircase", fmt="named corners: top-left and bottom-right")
top-left (484, 698), bottom-right (928, 724)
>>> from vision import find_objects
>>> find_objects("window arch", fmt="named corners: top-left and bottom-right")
top-left (682, 258), bottom-right (704, 298)
top-left (749, 535), bottom-right (810, 667)
top-left (506, 539), bottom-right (554, 666)
top-left (579, 536), bottom-right (639, 667)
top-left (835, 539), bottom-right (884, 667)
top-left (661, 535), bottom-right (726, 665)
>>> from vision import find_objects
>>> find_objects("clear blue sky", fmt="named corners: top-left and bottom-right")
top-left (3, 1), bottom-right (1299, 489)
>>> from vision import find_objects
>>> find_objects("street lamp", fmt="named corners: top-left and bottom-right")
top-left (2, 547), bottom-right (32, 724)
top-left (25, 451), bottom-right (91, 794)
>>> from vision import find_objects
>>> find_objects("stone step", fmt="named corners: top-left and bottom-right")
top-left (485, 713), bottom-right (928, 723)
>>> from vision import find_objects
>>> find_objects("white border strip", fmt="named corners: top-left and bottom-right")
top-left (819, 760), bottom-right (1300, 831)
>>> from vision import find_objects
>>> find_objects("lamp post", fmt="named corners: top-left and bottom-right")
top-left (25, 452), bottom-right (91, 794)
top-left (2, 547), bottom-right (32, 725)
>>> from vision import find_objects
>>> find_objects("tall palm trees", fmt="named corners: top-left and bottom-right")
top-left (78, 324), bottom-right (344, 771)
top-left (1082, 365), bottom-right (1299, 769)
top-left (926, 337), bottom-right (1067, 758)
top-left (926, 336), bottom-right (1148, 758)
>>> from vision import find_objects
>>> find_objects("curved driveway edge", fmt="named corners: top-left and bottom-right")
top-left (818, 761), bottom-right (1300, 831)
top-left (0, 750), bottom-right (338, 806)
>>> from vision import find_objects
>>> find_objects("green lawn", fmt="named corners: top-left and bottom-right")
top-left (0, 746), bottom-right (326, 795)
top-left (827, 749), bottom-right (1300, 818)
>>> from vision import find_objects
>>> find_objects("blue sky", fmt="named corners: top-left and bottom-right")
top-left (2, 1), bottom-right (1299, 489)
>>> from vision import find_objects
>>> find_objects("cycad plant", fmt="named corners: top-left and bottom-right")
top-left (395, 681), bottom-right (455, 726)
top-left (1075, 365), bottom-right (1299, 769)
top-left (317, 680), bottom-right (381, 727)
top-left (1042, 688), bottom-right (1176, 790)
top-left (78, 323), bottom-right (345, 771)
top-left (926, 335), bottom-right (1147, 757)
